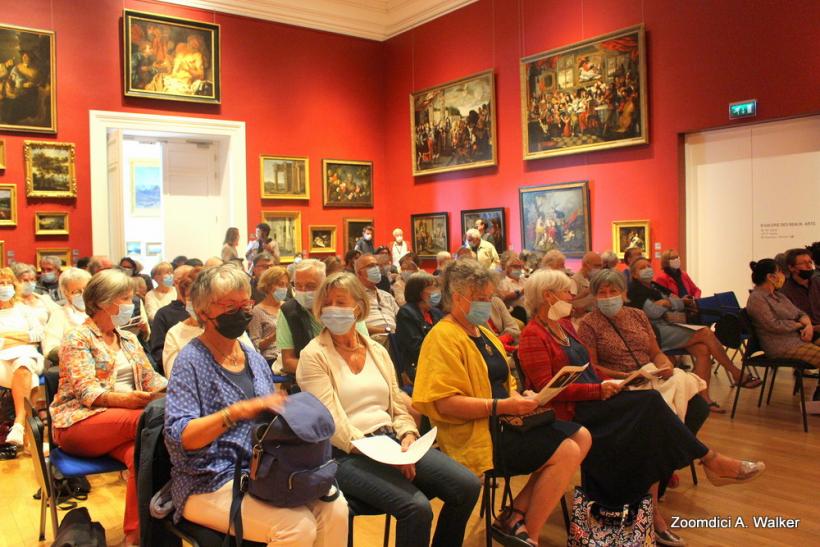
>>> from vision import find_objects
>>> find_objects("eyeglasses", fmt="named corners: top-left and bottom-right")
top-left (213, 299), bottom-right (254, 313)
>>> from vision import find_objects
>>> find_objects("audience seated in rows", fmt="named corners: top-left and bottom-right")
top-left (570, 251), bottom-right (602, 318)
top-left (498, 254), bottom-right (528, 322)
top-left (250, 252), bottom-right (275, 304)
top-left (432, 250), bottom-right (452, 276)
top-left (654, 249), bottom-right (702, 299)
top-left (36, 255), bottom-right (65, 305)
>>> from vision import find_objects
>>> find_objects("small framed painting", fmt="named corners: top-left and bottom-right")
top-left (519, 180), bottom-right (591, 258)
top-left (35, 248), bottom-right (71, 270)
top-left (24, 141), bottom-right (77, 198)
top-left (411, 212), bottom-right (450, 260)
top-left (0, 184), bottom-right (17, 226)
top-left (145, 242), bottom-right (163, 257)
top-left (126, 241), bottom-right (142, 256)
top-left (131, 159), bottom-right (161, 216)
top-left (460, 207), bottom-right (506, 255)
top-left (262, 211), bottom-right (302, 263)
top-left (309, 225), bottom-right (337, 254)
top-left (34, 211), bottom-right (68, 235)
top-left (612, 220), bottom-right (650, 258)
top-left (343, 218), bottom-right (373, 255)
top-left (0, 139), bottom-right (5, 169)
top-left (260, 155), bottom-right (309, 200)
top-left (323, 160), bottom-right (373, 208)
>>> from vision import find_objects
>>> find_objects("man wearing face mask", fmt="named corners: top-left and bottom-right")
top-left (571, 251), bottom-right (603, 318)
top-left (464, 228), bottom-right (500, 270)
top-left (36, 255), bottom-right (65, 306)
top-left (149, 265), bottom-right (194, 370)
top-left (779, 248), bottom-right (820, 327)
top-left (355, 254), bottom-right (400, 345)
top-left (374, 246), bottom-right (396, 293)
top-left (354, 225), bottom-right (376, 255)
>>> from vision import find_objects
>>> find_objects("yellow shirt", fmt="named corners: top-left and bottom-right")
top-left (412, 318), bottom-right (516, 476)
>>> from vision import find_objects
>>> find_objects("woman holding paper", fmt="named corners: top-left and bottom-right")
top-left (297, 272), bottom-right (481, 547)
top-left (518, 269), bottom-right (766, 547)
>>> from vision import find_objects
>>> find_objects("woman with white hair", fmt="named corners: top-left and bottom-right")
top-left (390, 227), bottom-right (408, 269)
top-left (42, 267), bottom-right (92, 360)
top-left (12, 262), bottom-right (59, 327)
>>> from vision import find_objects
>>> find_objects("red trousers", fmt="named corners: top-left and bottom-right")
top-left (54, 409), bottom-right (142, 534)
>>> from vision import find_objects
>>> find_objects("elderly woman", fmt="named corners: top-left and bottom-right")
top-left (50, 269), bottom-right (167, 544)
top-left (144, 262), bottom-right (177, 322)
top-left (627, 258), bottom-right (759, 411)
top-left (519, 270), bottom-right (767, 546)
top-left (165, 265), bottom-right (347, 546)
top-left (297, 271), bottom-right (479, 547)
top-left (0, 268), bottom-right (46, 447)
top-left (498, 254), bottom-right (528, 322)
top-left (395, 272), bottom-right (443, 381)
top-left (654, 249), bottom-right (702, 299)
top-left (11, 263), bottom-right (58, 327)
top-left (42, 267), bottom-right (92, 360)
top-left (248, 266), bottom-right (289, 365)
top-left (413, 260), bottom-right (590, 547)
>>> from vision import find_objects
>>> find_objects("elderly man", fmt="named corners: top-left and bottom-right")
top-left (88, 256), bottom-right (114, 275)
top-left (250, 252), bottom-right (274, 303)
top-left (465, 228), bottom-right (499, 269)
top-left (474, 218), bottom-right (495, 246)
top-left (149, 265), bottom-right (193, 369)
top-left (355, 254), bottom-right (400, 341)
top-left (571, 251), bottom-right (603, 317)
top-left (36, 255), bottom-right (64, 305)
top-left (780, 248), bottom-right (820, 326)
top-left (433, 251), bottom-right (452, 276)
top-left (600, 250), bottom-right (619, 270)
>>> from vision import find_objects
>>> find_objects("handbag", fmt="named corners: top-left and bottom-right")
top-left (568, 487), bottom-right (655, 547)
top-left (496, 405), bottom-right (555, 432)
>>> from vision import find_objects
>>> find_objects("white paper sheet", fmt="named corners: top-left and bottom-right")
top-left (532, 364), bottom-right (589, 405)
top-left (351, 427), bottom-right (437, 465)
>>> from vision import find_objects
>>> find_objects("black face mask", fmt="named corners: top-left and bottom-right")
top-left (798, 269), bottom-right (814, 281)
top-left (214, 309), bottom-right (253, 339)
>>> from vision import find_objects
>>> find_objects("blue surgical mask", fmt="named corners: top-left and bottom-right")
top-left (273, 287), bottom-right (289, 302)
top-left (185, 301), bottom-right (197, 320)
top-left (22, 281), bottom-right (37, 296)
top-left (71, 293), bottom-right (86, 311)
top-left (41, 271), bottom-right (57, 284)
top-left (427, 291), bottom-right (442, 306)
top-left (162, 274), bottom-right (174, 288)
top-left (639, 268), bottom-right (655, 281)
top-left (597, 295), bottom-right (623, 318)
top-left (111, 302), bottom-right (135, 327)
top-left (366, 266), bottom-right (382, 284)
top-left (294, 290), bottom-right (315, 311)
top-left (321, 306), bottom-right (357, 335)
top-left (0, 285), bottom-right (14, 301)
top-left (465, 299), bottom-right (492, 326)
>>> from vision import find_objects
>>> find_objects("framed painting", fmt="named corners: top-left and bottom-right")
top-left (323, 160), bottom-right (373, 208)
top-left (126, 241), bottom-right (142, 256)
top-left (0, 140), bottom-right (5, 169)
top-left (520, 25), bottom-right (647, 160)
top-left (0, 184), bottom-right (17, 226)
top-left (123, 9), bottom-right (221, 104)
top-left (35, 248), bottom-right (71, 270)
top-left (24, 141), bottom-right (77, 198)
top-left (34, 211), bottom-right (68, 235)
top-left (130, 159), bottom-right (161, 216)
top-left (145, 242), bottom-right (163, 257)
top-left (460, 207), bottom-right (506, 255)
top-left (343, 218), bottom-right (372, 255)
top-left (411, 212), bottom-right (450, 260)
top-left (0, 24), bottom-right (56, 133)
top-left (612, 220), bottom-right (650, 258)
top-left (309, 225), bottom-right (337, 254)
top-left (260, 155), bottom-right (309, 200)
top-left (0, 241), bottom-right (4, 267)
top-left (519, 181), bottom-right (591, 258)
top-left (411, 69), bottom-right (497, 176)
top-left (262, 211), bottom-right (302, 263)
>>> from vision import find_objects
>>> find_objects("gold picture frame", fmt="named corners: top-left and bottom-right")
top-left (24, 141), bottom-right (77, 198)
top-left (0, 139), bottom-right (6, 169)
top-left (34, 211), bottom-right (69, 235)
top-left (262, 211), bottom-right (302, 263)
top-left (343, 218), bottom-right (373, 255)
top-left (520, 24), bottom-right (648, 160)
top-left (308, 225), bottom-right (337, 254)
top-left (0, 184), bottom-right (17, 226)
top-left (35, 248), bottom-right (71, 270)
top-left (612, 220), bottom-right (650, 258)
top-left (260, 155), bottom-right (309, 200)
top-left (322, 159), bottom-right (373, 208)
top-left (0, 241), bottom-right (4, 267)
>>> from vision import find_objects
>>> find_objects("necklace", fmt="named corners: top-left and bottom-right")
top-left (538, 316), bottom-right (570, 346)
top-left (335, 340), bottom-right (362, 352)
top-left (209, 341), bottom-right (243, 367)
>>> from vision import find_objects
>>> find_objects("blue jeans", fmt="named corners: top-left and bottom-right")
top-left (335, 447), bottom-right (481, 547)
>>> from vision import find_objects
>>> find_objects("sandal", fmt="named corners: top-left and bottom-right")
top-left (708, 401), bottom-right (727, 414)
top-left (738, 374), bottom-right (762, 389)
top-left (491, 507), bottom-right (536, 546)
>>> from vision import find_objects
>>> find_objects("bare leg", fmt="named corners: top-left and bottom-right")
top-left (11, 367), bottom-right (32, 427)
top-left (689, 329), bottom-right (741, 379)
top-left (684, 342), bottom-right (715, 403)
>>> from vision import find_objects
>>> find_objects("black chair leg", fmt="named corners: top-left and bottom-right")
top-left (38, 492), bottom-right (46, 541)
top-left (766, 367), bottom-right (779, 405)
top-left (690, 462), bottom-right (698, 485)
top-left (560, 495), bottom-right (570, 533)
top-left (382, 515), bottom-right (391, 547)
top-left (796, 373), bottom-right (808, 433)
top-left (757, 367), bottom-right (770, 407)
top-left (482, 474), bottom-right (492, 547)
top-left (347, 513), bottom-right (354, 547)
top-left (731, 362), bottom-right (746, 419)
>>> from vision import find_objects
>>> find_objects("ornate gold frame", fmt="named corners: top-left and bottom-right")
top-left (35, 248), bottom-right (71, 270)
top-left (262, 210), bottom-right (302, 263)
top-left (322, 159), bottom-right (373, 208)
top-left (0, 184), bottom-right (17, 227)
top-left (308, 225), bottom-right (337, 254)
top-left (34, 211), bottom-right (69, 236)
top-left (260, 155), bottom-right (310, 200)
top-left (24, 140), bottom-right (77, 198)
top-left (612, 219), bottom-right (651, 258)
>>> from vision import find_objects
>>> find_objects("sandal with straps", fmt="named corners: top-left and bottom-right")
top-left (491, 507), bottom-right (537, 546)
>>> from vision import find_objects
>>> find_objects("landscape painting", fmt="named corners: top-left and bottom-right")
top-left (263, 211), bottom-right (302, 263)
top-left (24, 141), bottom-right (76, 198)
top-left (323, 160), bottom-right (373, 208)
top-left (519, 181), bottom-right (590, 258)
top-left (34, 211), bottom-right (68, 235)
top-left (0, 184), bottom-right (16, 226)
top-left (260, 156), bottom-right (309, 200)
top-left (131, 159), bottom-right (161, 216)
top-left (411, 212), bottom-right (450, 260)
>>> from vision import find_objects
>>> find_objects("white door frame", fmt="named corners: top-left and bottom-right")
top-left (89, 110), bottom-right (247, 258)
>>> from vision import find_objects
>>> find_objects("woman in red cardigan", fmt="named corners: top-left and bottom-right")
top-left (654, 249), bottom-right (702, 298)
top-left (517, 269), bottom-right (766, 547)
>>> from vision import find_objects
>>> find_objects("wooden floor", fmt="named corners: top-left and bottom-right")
top-left (2, 370), bottom-right (817, 547)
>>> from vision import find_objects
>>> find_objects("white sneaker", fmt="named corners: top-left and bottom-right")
top-left (6, 423), bottom-right (24, 447)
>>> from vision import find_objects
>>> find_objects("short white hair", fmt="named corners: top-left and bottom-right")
top-left (541, 249), bottom-right (566, 269)
top-left (59, 267), bottom-right (92, 291)
top-left (466, 228), bottom-right (481, 239)
top-left (600, 251), bottom-right (619, 268)
top-left (189, 264), bottom-right (250, 325)
top-left (524, 269), bottom-right (572, 317)
top-left (436, 251), bottom-right (451, 263)
top-left (293, 258), bottom-right (326, 281)
top-left (392, 228), bottom-right (403, 237)
top-left (41, 255), bottom-right (63, 269)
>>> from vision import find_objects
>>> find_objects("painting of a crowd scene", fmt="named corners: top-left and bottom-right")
top-left (0, 24), bottom-right (56, 133)
top-left (123, 10), bottom-right (220, 104)
top-left (519, 181), bottom-right (590, 258)
top-left (520, 25), bottom-right (647, 160)
top-left (24, 141), bottom-right (76, 198)
top-left (323, 159), bottom-right (373, 208)
top-left (411, 70), bottom-right (496, 176)
top-left (411, 212), bottom-right (450, 260)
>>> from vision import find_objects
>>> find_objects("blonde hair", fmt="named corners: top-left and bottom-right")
top-left (84, 269), bottom-right (133, 316)
top-left (151, 261), bottom-right (173, 278)
top-left (0, 267), bottom-right (21, 303)
top-left (258, 266), bottom-right (289, 295)
top-left (313, 271), bottom-right (369, 322)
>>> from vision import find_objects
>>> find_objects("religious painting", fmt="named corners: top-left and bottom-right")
top-left (309, 225), bottom-right (337, 254)
top-left (35, 248), bottom-right (71, 270)
top-left (0, 24), bottom-right (56, 133)
top-left (343, 218), bottom-right (372, 255)
top-left (24, 141), bottom-right (77, 198)
top-left (520, 25), bottom-right (647, 160)
top-left (262, 211), bottom-right (302, 263)
top-left (460, 207), bottom-right (506, 255)
top-left (34, 211), bottom-right (68, 235)
top-left (123, 10), bottom-right (221, 104)
top-left (323, 160), bottom-right (373, 208)
top-left (612, 220), bottom-right (650, 258)
top-left (519, 181), bottom-right (590, 258)
top-left (260, 155), bottom-right (309, 200)
top-left (411, 69), bottom-right (497, 176)
top-left (145, 242), bottom-right (163, 257)
top-left (411, 212), bottom-right (450, 260)
top-left (131, 159), bottom-right (161, 216)
top-left (0, 184), bottom-right (16, 226)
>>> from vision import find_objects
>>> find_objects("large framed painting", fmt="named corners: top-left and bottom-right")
top-left (24, 141), bottom-right (77, 198)
top-left (260, 155), bottom-right (309, 200)
top-left (34, 211), bottom-right (68, 235)
top-left (35, 248), bottom-right (71, 270)
top-left (0, 184), bottom-right (17, 226)
top-left (460, 208), bottom-right (506, 255)
top-left (130, 159), bottom-right (161, 216)
top-left (411, 212), bottom-right (450, 260)
top-left (123, 9), bottom-right (221, 104)
top-left (612, 220), bottom-right (650, 258)
top-left (0, 24), bottom-right (56, 133)
top-left (309, 225), bottom-right (337, 254)
top-left (520, 25), bottom-right (647, 160)
top-left (262, 211), bottom-right (302, 263)
top-left (411, 69), bottom-right (496, 176)
top-left (519, 181), bottom-right (591, 258)
top-left (323, 160), bottom-right (373, 208)
top-left (343, 218), bottom-right (372, 255)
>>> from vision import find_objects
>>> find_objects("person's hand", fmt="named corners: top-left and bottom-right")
top-left (654, 367), bottom-right (674, 380)
top-left (800, 324), bottom-right (813, 342)
top-left (656, 299), bottom-right (672, 308)
top-left (600, 382), bottom-right (621, 400)
top-left (394, 463), bottom-right (416, 481)
top-left (499, 395), bottom-right (539, 415)
top-left (400, 433), bottom-right (418, 452)
top-left (123, 391), bottom-right (153, 409)
top-left (232, 392), bottom-right (287, 421)
top-left (522, 389), bottom-right (537, 398)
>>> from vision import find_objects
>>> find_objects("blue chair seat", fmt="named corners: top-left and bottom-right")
top-left (271, 374), bottom-right (293, 383)
top-left (50, 448), bottom-right (126, 478)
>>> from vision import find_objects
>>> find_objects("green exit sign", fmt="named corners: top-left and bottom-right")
top-left (729, 99), bottom-right (757, 119)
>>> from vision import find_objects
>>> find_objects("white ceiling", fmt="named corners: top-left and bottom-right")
top-left (157, 0), bottom-right (478, 41)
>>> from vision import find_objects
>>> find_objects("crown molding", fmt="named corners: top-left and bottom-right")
top-left (156, 0), bottom-right (477, 41)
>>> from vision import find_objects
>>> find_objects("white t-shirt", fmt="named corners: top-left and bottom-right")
top-left (113, 350), bottom-right (136, 393)
top-left (144, 288), bottom-right (177, 322)
top-left (334, 350), bottom-right (392, 435)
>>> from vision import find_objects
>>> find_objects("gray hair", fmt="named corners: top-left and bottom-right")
top-left (59, 267), bottom-right (92, 291)
top-left (436, 251), bottom-right (451, 263)
top-left (252, 252), bottom-right (274, 267)
top-left (600, 251), bottom-right (619, 268)
top-left (524, 269), bottom-right (572, 317)
top-left (41, 255), bottom-right (63, 269)
top-left (11, 263), bottom-right (36, 279)
top-left (465, 228), bottom-right (481, 239)
top-left (590, 268), bottom-right (627, 296)
top-left (293, 258), bottom-right (326, 281)
top-left (541, 249), bottom-right (566, 269)
top-left (441, 259), bottom-right (495, 312)
top-left (189, 264), bottom-right (251, 326)
top-left (313, 271), bottom-right (370, 322)
top-left (84, 269), bottom-right (133, 316)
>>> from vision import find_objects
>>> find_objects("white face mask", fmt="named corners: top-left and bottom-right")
top-left (71, 293), bottom-right (86, 311)
top-left (547, 295), bottom-right (573, 320)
